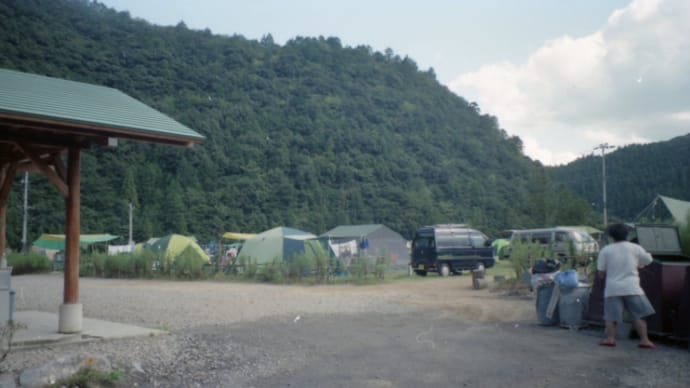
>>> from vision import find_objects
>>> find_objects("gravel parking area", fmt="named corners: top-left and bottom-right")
top-left (2, 274), bottom-right (690, 387)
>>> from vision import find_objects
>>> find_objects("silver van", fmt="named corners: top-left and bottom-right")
top-left (507, 227), bottom-right (599, 260)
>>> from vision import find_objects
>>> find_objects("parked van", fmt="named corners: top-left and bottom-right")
top-left (410, 224), bottom-right (495, 276)
top-left (507, 227), bottom-right (599, 261)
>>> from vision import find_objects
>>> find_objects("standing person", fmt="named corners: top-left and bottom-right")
top-left (597, 223), bottom-right (656, 348)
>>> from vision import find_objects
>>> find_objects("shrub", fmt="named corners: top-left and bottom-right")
top-left (258, 257), bottom-right (283, 283)
top-left (349, 257), bottom-right (371, 281)
top-left (173, 246), bottom-right (207, 280)
top-left (374, 254), bottom-right (390, 280)
top-left (285, 253), bottom-right (314, 282)
top-left (54, 366), bottom-right (121, 387)
top-left (80, 253), bottom-right (106, 277)
top-left (509, 239), bottom-right (551, 278)
top-left (131, 250), bottom-right (157, 278)
top-left (312, 244), bottom-right (329, 283)
top-left (7, 252), bottom-right (52, 275)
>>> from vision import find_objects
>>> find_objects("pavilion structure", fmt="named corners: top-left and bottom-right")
top-left (0, 68), bottom-right (204, 333)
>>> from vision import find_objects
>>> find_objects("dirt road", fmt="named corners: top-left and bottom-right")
top-left (6, 275), bottom-right (690, 387)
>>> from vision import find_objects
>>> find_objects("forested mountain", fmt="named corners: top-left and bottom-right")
top-left (551, 134), bottom-right (690, 222)
top-left (0, 0), bottom-right (591, 247)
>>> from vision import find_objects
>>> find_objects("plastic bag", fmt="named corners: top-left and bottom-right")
top-left (554, 269), bottom-right (578, 288)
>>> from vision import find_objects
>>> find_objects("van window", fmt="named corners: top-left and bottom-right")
top-left (531, 232), bottom-right (552, 244)
top-left (413, 237), bottom-right (433, 249)
top-left (517, 232), bottom-right (530, 243)
top-left (436, 232), bottom-right (471, 249)
top-left (470, 233), bottom-right (487, 247)
top-left (555, 231), bottom-right (569, 242)
top-left (573, 231), bottom-right (593, 242)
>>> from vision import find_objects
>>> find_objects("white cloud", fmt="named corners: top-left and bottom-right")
top-left (448, 0), bottom-right (690, 166)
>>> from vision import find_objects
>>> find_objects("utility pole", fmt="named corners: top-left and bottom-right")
top-left (21, 172), bottom-right (28, 253)
top-left (594, 143), bottom-right (615, 226)
top-left (128, 202), bottom-right (134, 248)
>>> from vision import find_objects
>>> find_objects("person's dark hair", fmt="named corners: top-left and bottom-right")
top-left (607, 223), bottom-right (628, 242)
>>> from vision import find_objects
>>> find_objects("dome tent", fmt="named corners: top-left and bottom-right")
top-left (136, 234), bottom-right (209, 263)
top-left (237, 226), bottom-right (320, 265)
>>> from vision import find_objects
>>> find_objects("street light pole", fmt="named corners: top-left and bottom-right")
top-left (594, 143), bottom-right (615, 226)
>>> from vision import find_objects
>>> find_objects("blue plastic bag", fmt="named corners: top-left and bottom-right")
top-left (555, 269), bottom-right (578, 288)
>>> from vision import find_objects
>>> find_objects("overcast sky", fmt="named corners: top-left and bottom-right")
top-left (100, 0), bottom-right (689, 165)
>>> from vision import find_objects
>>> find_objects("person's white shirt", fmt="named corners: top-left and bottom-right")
top-left (597, 241), bottom-right (653, 297)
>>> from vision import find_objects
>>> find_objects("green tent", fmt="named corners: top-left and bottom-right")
top-left (237, 226), bottom-right (319, 264)
top-left (491, 238), bottom-right (511, 258)
top-left (136, 234), bottom-right (209, 262)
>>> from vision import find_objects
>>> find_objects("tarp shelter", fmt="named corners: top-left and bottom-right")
top-left (32, 233), bottom-right (119, 250)
top-left (237, 227), bottom-right (319, 264)
top-left (0, 68), bottom-right (203, 333)
top-left (319, 224), bottom-right (409, 268)
top-left (222, 232), bottom-right (256, 241)
top-left (136, 234), bottom-right (209, 263)
top-left (635, 195), bottom-right (690, 227)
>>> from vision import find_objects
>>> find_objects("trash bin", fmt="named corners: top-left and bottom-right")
top-left (0, 267), bottom-right (12, 323)
top-left (558, 285), bottom-right (590, 328)
top-left (536, 283), bottom-right (559, 326)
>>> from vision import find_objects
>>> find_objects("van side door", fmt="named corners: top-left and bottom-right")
top-left (552, 231), bottom-right (571, 257)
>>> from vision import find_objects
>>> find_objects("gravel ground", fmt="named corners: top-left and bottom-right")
top-left (2, 274), bottom-right (690, 387)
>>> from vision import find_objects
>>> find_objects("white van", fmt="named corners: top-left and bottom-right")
top-left (507, 227), bottom-right (599, 260)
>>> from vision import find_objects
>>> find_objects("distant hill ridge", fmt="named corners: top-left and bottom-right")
top-left (551, 134), bottom-right (690, 222)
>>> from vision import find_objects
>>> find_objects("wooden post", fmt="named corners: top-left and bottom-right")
top-left (63, 147), bottom-right (80, 304)
top-left (59, 147), bottom-right (82, 333)
top-left (0, 205), bottom-right (6, 266)
top-left (0, 162), bottom-right (18, 267)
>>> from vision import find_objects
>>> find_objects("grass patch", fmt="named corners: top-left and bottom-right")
top-left (54, 366), bottom-right (121, 387)
top-left (486, 259), bottom-right (517, 279)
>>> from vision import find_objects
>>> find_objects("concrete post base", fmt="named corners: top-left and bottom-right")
top-left (58, 303), bottom-right (82, 333)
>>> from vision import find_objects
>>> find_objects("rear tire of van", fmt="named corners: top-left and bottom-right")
top-left (439, 263), bottom-right (450, 277)
top-left (414, 270), bottom-right (427, 276)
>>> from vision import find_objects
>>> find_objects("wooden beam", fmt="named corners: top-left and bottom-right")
top-left (51, 153), bottom-right (67, 182)
top-left (16, 144), bottom-right (68, 198)
top-left (0, 114), bottom-right (201, 147)
top-left (0, 162), bottom-right (18, 206)
top-left (63, 147), bottom-right (81, 304)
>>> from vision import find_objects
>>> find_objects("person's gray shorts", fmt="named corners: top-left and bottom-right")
top-left (604, 295), bottom-right (655, 322)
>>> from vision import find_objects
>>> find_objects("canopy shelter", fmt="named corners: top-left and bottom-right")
top-left (635, 195), bottom-right (690, 227)
top-left (222, 232), bottom-right (257, 241)
top-left (32, 233), bottom-right (119, 250)
top-left (0, 68), bottom-right (204, 333)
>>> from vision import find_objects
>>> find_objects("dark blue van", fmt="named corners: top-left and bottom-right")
top-left (410, 224), bottom-right (495, 276)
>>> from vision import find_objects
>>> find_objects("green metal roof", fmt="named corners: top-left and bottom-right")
top-left (0, 68), bottom-right (204, 145)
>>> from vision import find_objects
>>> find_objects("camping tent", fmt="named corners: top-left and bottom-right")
top-left (319, 224), bottom-right (409, 268)
top-left (635, 195), bottom-right (690, 226)
top-left (136, 234), bottom-right (209, 263)
top-left (237, 227), bottom-right (320, 264)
